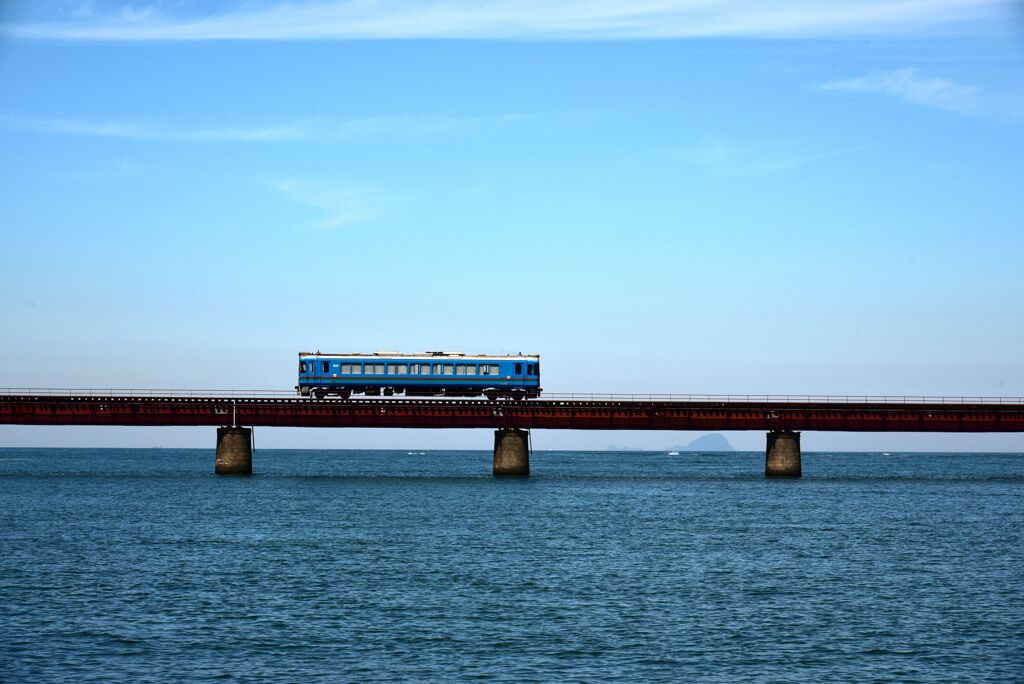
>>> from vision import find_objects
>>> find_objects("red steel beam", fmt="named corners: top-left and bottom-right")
top-left (2, 395), bottom-right (1024, 432)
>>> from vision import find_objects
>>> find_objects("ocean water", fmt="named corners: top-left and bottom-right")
top-left (1, 448), bottom-right (1022, 683)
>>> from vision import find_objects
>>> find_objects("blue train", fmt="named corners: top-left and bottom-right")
top-left (297, 351), bottom-right (541, 399)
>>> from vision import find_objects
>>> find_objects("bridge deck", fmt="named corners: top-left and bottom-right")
top-left (3, 393), bottom-right (1024, 432)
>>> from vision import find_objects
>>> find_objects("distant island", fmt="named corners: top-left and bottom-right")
top-left (606, 433), bottom-right (736, 452)
top-left (667, 434), bottom-right (735, 452)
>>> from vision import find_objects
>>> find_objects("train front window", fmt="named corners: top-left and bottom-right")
top-left (300, 361), bottom-right (306, 373)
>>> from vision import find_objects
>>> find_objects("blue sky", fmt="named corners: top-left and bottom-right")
top-left (2, 1), bottom-right (1023, 451)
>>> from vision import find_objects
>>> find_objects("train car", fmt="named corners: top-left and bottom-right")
top-left (297, 351), bottom-right (541, 399)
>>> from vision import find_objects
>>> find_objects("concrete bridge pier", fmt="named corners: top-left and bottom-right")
top-left (493, 428), bottom-right (530, 477)
top-left (216, 426), bottom-right (253, 475)
top-left (765, 430), bottom-right (801, 478)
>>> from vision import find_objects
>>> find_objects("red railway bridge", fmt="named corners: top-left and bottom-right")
top-left (3, 389), bottom-right (1023, 477)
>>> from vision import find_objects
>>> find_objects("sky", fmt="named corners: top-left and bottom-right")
top-left (1, 1), bottom-right (1023, 451)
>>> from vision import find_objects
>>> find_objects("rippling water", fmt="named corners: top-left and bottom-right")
top-left (2, 448), bottom-right (1022, 682)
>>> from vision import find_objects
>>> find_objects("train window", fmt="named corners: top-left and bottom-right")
top-left (387, 364), bottom-right (396, 374)
top-left (322, 361), bottom-right (329, 373)
top-left (341, 364), bottom-right (350, 374)
top-left (443, 364), bottom-right (454, 375)
top-left (300, 361), bottom-right (306, 373)
top-left (480, 365), bottom-right (490, 376)
top-left (456, 365), bottom-right (467, 376)
top-left (432, 364), bottom-right (442, 374)
top-left (515, 363), bottom-right (522, 375)
top-left (374, 363), bottom-right (385, 374)
top-left (489, 364), bottom-right (499, 375)
top-left (466, 365), bottom-right (477, 375)
top-left (419, 364), bottom-right (431, 375)
top-left (534, 363), bottom-right (540, 375)
top-left (527, 363), bottom-right (534, 375)
top-left (396, 364), bottom-right (408, 374)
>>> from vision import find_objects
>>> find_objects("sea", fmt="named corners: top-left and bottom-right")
top-left (1, 448), bottom-right (1022, 683)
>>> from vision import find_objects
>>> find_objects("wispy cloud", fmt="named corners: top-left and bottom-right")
top-left (0, 114), bottom-right (311, 141)
top-left (819, 67), bottom-right (1023, 120)
top-left (3, 1), bottom-right (1005, 41)
top-left (669, 139), bottom-right (853, 176)
top-left (0, 112), bottom-right (535, 143)
top-left (268, 179), bottom-right (385, 229)
top-left (820, 68), bottom-right (977, 114)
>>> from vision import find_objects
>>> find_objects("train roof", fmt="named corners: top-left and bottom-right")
top-left (299, 351), bottom-right (539, 361)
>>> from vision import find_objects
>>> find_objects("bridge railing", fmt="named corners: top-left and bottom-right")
top-left (0, 388), bottom-right (300, 399)
top-left (1, 388), bottom-right (1023, 405)
top-left (540, 393), bottom-right (1024, 404)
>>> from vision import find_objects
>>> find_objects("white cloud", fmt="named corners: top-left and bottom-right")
top-left (0, 113), bottom-right (535, 143)
top-left (820, 67), bottom-right (981, 116)
top-left (0, 114), bottom-right (313, 141)
top-left (3, 0), bottom-right (1005, 41)
top-left (268, 179), bottom-right (384, 229)
top-left (670, 139), bottom-right (853, 176)
top-left (819, 67), bottom-right (1024, 120)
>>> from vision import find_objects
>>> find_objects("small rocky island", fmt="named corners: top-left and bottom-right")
top-left (668, 433), bottom-right (735, 452)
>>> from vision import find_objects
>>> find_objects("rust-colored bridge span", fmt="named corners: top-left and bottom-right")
top-left (3, 391), bottom-right (1024, 432)
top-left (4, 390), bottom-right (1023, 477)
